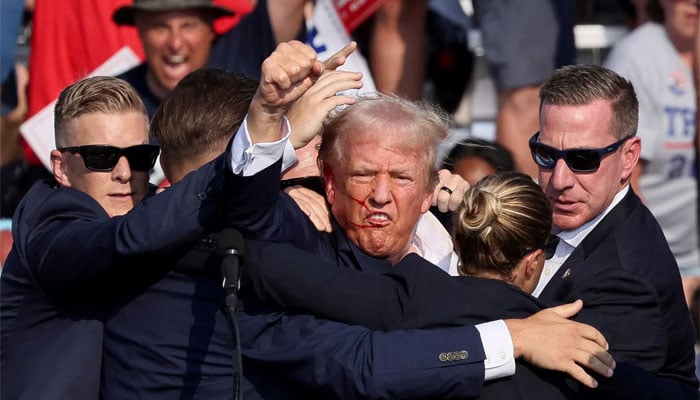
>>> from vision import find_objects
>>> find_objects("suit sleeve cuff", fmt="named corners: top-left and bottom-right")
top-left (230, 115), bottom-right (296, 175)
top-left (476, 320), bottom-right (516, 380)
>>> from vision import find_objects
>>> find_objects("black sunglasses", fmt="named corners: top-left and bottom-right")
top-left (58, 144), bottom-right (160, 172)
top-left (542, 235), bottom-right (560, 260)
top-left (528, 132), bottom-right (633, 173)
top-left (520, 235), bottom-right (559, 260)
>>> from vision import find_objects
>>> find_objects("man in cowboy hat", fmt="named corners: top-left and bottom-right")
top-left (113, 0), bottom-right (306, 118)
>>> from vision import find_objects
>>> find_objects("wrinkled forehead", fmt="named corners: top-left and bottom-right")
top-left (539, 101), bottom-right (618, 144)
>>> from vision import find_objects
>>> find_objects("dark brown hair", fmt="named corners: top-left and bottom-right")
top-left (151, 68), bottom-right (257, 161)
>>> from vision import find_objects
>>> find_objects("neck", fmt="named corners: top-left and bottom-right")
top-left (463, 269), bottom-right (509, 281)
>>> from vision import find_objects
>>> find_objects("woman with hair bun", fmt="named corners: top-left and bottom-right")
top-left (455, 171), bottom-right (557, 294)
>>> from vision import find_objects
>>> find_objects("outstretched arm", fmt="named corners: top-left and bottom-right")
top-left (243, 240), bottom-right (615, 388)
top-left (239, 300), bottom-right (488, 399)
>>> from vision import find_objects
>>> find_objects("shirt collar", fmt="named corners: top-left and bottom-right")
top-left (413, 212), bottom-right (457, 272)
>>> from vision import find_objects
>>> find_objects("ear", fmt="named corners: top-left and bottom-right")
top-left (620, 136), bottom-right (641, 180)
top-left (50, 149), bottom-right (71, 187)
top-left (420, 189), bottom-right (432, 214)
top-left (322, 165), bottom-right (336, 205)
top-left (524, 249), bottom-right (544, 281)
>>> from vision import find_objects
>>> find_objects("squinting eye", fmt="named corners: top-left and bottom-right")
top-left (350, 174), bottom-right (373, 183)
top-left (394, 176), bottom-right (413, 185)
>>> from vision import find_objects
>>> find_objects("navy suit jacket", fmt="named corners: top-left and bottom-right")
top-left (0, 154), bottom-right (228, 400)
top-left (100, 231), bottom-right (492, 400)
top-left (244, 240), bottom-right (695, 399)
top-left (97, 160), bottom-right (490, 399)
top-left (538, 189), bottom-right (697, 390)
top-left (227, 161), bottom-right (494, 398)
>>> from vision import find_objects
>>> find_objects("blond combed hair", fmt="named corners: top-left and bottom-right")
top-left (54, 76), bottom-right (147, 147)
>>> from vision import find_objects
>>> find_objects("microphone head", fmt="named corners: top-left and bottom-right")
top-left (217, 228), bottom-right (244, 257)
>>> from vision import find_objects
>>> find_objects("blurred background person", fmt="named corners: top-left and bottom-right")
top-left (604, 0), bottom-right (700, 309)
top-left (472, 0), bottom-right (576, 179)
top-left (442, 137), bottom-right (515, 186)
top-left (113, 0), bottom-right (306, 118)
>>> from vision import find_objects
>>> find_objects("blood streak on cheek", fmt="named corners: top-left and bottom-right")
top-left (349, 195), bottom-right (373, 228)
top-left (350, 196), bottom-right (370, 211)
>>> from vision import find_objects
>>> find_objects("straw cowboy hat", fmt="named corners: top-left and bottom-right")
top-left (113, 0), bottom-right (235, 26)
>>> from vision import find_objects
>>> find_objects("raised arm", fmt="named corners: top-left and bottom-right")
top-left (247, 40), bottom-right (324, 145)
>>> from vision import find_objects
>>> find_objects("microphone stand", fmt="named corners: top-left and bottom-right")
top-left (219, 230), bottom-right (244, 400)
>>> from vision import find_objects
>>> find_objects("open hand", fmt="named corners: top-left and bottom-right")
top-left (288, 70), bottom-right (363, 149)
top-left (505, 300), bottom-right (615, 388)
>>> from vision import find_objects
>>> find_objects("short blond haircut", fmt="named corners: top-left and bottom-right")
top-left (54, 76), bottom-right (147, 147)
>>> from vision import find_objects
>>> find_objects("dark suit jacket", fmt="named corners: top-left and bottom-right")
top-left (538, 189), bottom-right (697, 391)
top-left (244, 240), bottom-right (578, 399)
top-left (0, 154), bottom-right (228, 400)
top-left (243, 237), bottom-right (697, 399)
top-left (100, 232), bottom-right (492, 400)
top-left (227, 161), bottom-right (494, 398)
top-left (97, 162), bottom-right (492, 399)
top-left (238, 191), bottom-right (697, 394)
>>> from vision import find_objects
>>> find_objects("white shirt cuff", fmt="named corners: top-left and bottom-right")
top-left (230, 115), bottom-right (297, 176)
top-left (476, 319), bottom-right (516, 380)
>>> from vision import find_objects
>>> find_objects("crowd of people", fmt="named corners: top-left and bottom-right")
top-left (1, 0), bottom-right (700, 399)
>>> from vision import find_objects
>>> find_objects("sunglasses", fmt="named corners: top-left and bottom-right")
top-left (529, 132), bottom-right (633, 173)
top-left (542, 235), bottom-right (560, 260)
top-left (520, 235), bottom-right (560, 260)
top-left (58, 144), bottom-right (160, 172)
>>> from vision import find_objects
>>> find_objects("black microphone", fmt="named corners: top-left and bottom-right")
top-left (217, 228), bottom-right (244, 400)
top-left (218, 228), bottom-right (244, 298)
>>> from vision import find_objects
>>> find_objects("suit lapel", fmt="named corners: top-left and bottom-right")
top-left (539, 190), bottom-right (640, 301)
